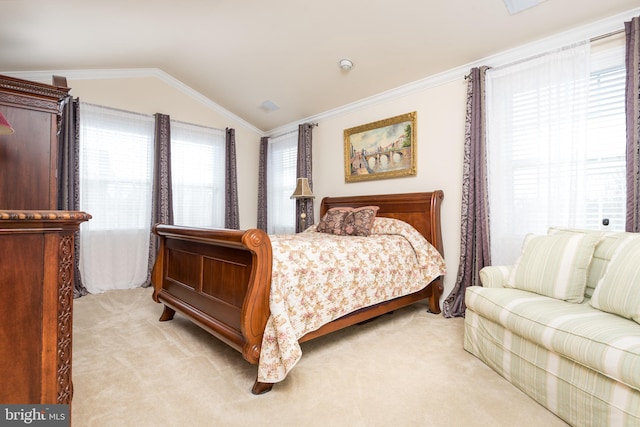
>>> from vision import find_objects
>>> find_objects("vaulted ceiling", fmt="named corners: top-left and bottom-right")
top-left (1, 0), bottom-right (638, 132)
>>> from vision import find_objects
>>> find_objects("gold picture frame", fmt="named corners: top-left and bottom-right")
top-left (344, 112), bottom-right (417, 182)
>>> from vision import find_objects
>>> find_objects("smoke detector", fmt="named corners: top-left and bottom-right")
top-left (339, 59), bottom-right (354, 71)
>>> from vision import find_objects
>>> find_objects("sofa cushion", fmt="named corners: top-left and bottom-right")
top-left (548, 227), bottom-right (633, 298)
top-left (506, 232), bottom-right (600, 303)
top-left (465, 286), bottom-right (640, 392)
top-left (590, 235), bottom-right (640, 325)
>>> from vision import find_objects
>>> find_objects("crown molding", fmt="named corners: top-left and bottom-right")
top-left (0, 67), bottom-right (262, 135)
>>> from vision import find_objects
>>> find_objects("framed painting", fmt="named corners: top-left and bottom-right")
top-left (344, 112), bottom-right (417, 182)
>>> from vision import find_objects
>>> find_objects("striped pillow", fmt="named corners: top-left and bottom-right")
top-left (506, 233), bottom-right (600, 303)
top-left (590, 235), bottom-right (640, 324)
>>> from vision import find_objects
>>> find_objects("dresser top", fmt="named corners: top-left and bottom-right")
top-left (0, 210), bottom-right (91, 222)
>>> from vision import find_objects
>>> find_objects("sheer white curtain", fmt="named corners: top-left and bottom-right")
top-left (79, 103), bottom-right (155, 293)
top-left (486, 42), bottom-right (591, 264)
top-left (171, 121), bottom-right (225, 228)
top-left (267, 131), bottom-right (298, 234)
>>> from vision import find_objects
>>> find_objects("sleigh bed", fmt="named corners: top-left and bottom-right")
top-left (151, 191), bottom-right (446, 394)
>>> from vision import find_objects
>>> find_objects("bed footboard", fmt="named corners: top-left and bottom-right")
top-left (151, 225), bottom-right (272, 365)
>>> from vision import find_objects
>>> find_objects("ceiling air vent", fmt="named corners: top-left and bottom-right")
top-left (259, 100), bottom-right (280, 112)
top-left (503, 0), bottom-right (545, 15)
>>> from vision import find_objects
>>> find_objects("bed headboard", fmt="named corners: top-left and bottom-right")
top-left (319, 191), bottom-right (444, 256)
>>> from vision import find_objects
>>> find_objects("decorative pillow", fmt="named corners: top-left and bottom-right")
top-left (342, 206), bottom-right (379, 236)
top-left (505, 232), bottom-right (601, 303)
top-left (342, 206), bottom-right (380, 236)
top-left (547, 227), bottom-right (630, 298)
top-left (590, 235), bottom-right (640, 324)
top-left (316, 208), bottom-right (351, 235)
top-left (316, 206), bottom-right (380, 236)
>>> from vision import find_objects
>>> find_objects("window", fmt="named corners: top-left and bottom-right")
top-left (486, 40), bottom-right (626, 264)
top-left (267, 132), bottom-right (298, 234)
top-left (584, 48), bottom-right (626, 231)
top-left (79, 103), bottom-right (155, 292)
top-left (171, 121), bottom-right (225, 228)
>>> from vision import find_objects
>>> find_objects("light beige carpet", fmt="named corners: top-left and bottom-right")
top-left (72, 287), bottom-right (568, 427)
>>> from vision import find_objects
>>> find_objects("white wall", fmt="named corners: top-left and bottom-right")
top-left (311, 80), bottom-right (467, 302)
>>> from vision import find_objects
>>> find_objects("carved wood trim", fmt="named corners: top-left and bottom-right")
top-left (56, 235), bottom-right (74, 404)
top-left (0, 74), bottom-right (69, 99)
top-left (0, 74), bottom-right (69, 115)
top-left (0, 92), bottom-right (59, 113)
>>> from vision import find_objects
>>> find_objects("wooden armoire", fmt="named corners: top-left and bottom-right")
top-left (0, 74), bottom-right (69, 209)
top-left (0, 74), bottom-right (90, 405)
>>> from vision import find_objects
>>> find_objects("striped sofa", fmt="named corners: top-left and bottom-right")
top-left (464, 227), bottom-right (640, 426)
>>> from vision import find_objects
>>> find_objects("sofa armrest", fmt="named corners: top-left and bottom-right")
top-left (479, 265), bottom-right (513, 288)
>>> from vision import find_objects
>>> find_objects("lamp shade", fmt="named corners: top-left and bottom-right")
top-left (290, 177), bottom-right (315, 199)
top-left (0, 111), bottom-right (14, 135)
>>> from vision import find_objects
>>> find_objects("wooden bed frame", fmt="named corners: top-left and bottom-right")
top-left (151, 191), bottom-right (444, 394)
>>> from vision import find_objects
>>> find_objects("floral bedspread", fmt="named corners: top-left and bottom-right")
top-left (257, 217), bottom-right (446, 383)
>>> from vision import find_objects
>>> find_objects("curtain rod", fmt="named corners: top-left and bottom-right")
top-left (170, 118), bottom-right (224, 133)
top-left (80, 102), bottom-right (226, 132)
top-left (591, 28), bottom-right (624, 42)
top-left (464, 28), bottom-right (626, 80)
top-left (80, 101), bottom-right (153, 119)
top-left (268, 122), bottom-right (318, 140)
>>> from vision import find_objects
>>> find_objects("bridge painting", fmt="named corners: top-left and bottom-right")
top-left (344, 112), bottom-right (417, 182)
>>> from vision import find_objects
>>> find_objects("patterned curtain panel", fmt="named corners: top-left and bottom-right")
top-left (58, 97), bottom-right (88, 298)
top-left (145, 113), bottom-right (174, 287)
top-left (442, 67), bottom-right (491, 318)
top-left (295, 123), bottom-right (314, 233)
top-left (257, 136), bottom-right (269, 231)
top-left (225, 128), bottom-right (239, 229)
top-left (626, 16), bottom-right (640, 232)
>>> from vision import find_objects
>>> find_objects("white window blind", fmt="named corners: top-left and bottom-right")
top-left (171, 121), bottom-right (225, 228)
top-left (486, 40), bottom-right (626, 264)
top-left (79, 103), bottom-right (155, 292)
top-left (267, 132), bottom-right (298, 234)
top-left (584, 49), bottom-right (626, 230)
